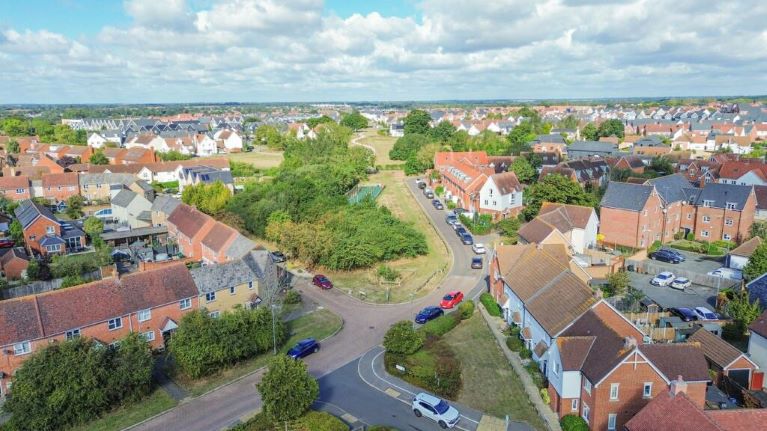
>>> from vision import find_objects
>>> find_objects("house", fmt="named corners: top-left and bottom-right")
top-left (166, 203), bottom-right (216, 260)
top-left (126, 134), bottom-right (170, 153)
top-left (726, 236), bottom-right (762, 270)
top-left (0, 175), bottom-right (31, 201)
top-left (200, 222), bottom-right (255, 264)
top-left (178, 165), bottom-right (235, 193)
top-left (194, 134), bottom-right (218, 156)
top-left (191, 250), bottom-right (273, 316)
top-left (477, 171), bottom-right (524, 220)
top-left (214, 129), bottom-right (244, 152)
top-left (434, 151), bottom-right (491, 212)
top-left (0, 263), bottom-right (198, 397)
top-left (111, 189), bottom-right (153, 229)
top-left (519, 203), bottom-right (598, 254)
top-left (612, 156), bottom-right (646, 174)
top-left (754, 186), bottom-right (767, 220)
top-left (129, 180), bottom-right (155, 202)
top-left (540, 159), bottom-right (610, 189)
top-left (545, 303), bottom-right (709, 431)
top-left (79, 173), bottom-right (135, 203)
top-left (389, 122), bottom-right (404, 137)
top-left (0, 247), bottom-right (29, 280)
top-left (120, 147), bottom-right (156, 165)
top-left (748, 310), bottom-right (767, 389)
top-left (566, 141), bottom-right (619, 159)
top-left (687, 327), bottom-right (760, 390)
top-left (625, 379), bottom-right (767, 431)
top-left (717, 160), bottom-right (767, 186)
top-left (532, 135), bottom-right (568, 157)
top-left (41, 172), bottom-right (80, 203)
top-left (14, 200), bottom-right (85, 256)
top-left (632, 137), bottom-right (672, 156)
top-left (150, 195), bottom-right (181, 227)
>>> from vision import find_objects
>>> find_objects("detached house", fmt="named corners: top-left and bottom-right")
top-left (518, 203), bottom-right (598, 254)
top-left (14, 200), bottom-right (85, 256)
top-left (213, 129), bottom-right (244, 152)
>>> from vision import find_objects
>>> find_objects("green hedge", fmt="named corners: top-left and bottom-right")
top-left (561, 414), bottom-right (589, 431)
top-left (480, 293), bottom-right (502, 317)
top-left (506, 336), bottom-right (524, 352)
top-left (293, 411), bottom-right (348, 431)
top-left (420, 313), bottom-right (461, 338)
top-left (457, 300), bottom-right (475, 319)
top-left (459, 213), bottom-right (493, 235)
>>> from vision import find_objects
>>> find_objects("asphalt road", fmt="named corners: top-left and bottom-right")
top-left (128, 177), bottom-right (488, 431)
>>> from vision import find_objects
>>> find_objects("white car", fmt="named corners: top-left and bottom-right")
top-left (670, 277), bottom-right (691, 291)
top-left (694, 306), bottom-right (719, 321)
top-left (412, 392), bottom-right (461, 429)
top-left (707, 268), bottom-right (743, 281)
top-left (472, 243), bottom-right (486, 254)
top-left (651, 271), bottom-right (675, 286)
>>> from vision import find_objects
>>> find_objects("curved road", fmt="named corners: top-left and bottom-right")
top-left (129, 178), bottom-right (489, 431)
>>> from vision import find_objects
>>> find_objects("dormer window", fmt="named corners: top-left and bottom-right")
top-left (702, 200), bottom-right (713, 208)
top-left (725, 202), bottom-right (737, 210)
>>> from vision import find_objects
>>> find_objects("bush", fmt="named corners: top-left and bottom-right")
top-left (561, 414), bottom-right (589, 431)
top-left (540, 388), bottom-right (550, 405)
top-left (722, 321), bottom-right (746, 342)
top-left (446, 201), bottom-right (456, 210)
top-left (293, 411), bottom-right (348, 431)
top-left (383, 321), bottom-right (424, 355)
top-left (480, 293), bottom-right (502, 317)
top-left (435, 185), bottom-right (444, 196)
top-left (377, 264), bottom-right (401, 282)
top-left (685, 232), bottom-right (695, 241)
top-left (520, 347), bottom-right (533, 360)
top-left (459, 213), bottom-right (493, 235)
top-left (649, 240), bottom-right (662, 253)
top-left (59, 275), bottom-right (85, 288)
top-left (506, 336), bottom-right (524, 352)
top-left (526, 361), bottom-right (545, 388)
top-left (713, 240), bottom-right (737, 250)
top-left (420, 313), bottom-right (461, 338)
top-left (284, 289), bottom-right (302, 305)
top-left (457, 300), bottom-right (475, 319)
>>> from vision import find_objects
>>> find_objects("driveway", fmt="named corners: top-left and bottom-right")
top-left (128, 176), bottom-right (487, 431)
top-left (628, 271), bottom-right (719, 310)
top-left (643, 250), bottom-right (724, 276)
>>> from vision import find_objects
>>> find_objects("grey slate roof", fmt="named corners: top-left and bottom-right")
top-left (151, 195), bottom-right (182, 215)
top-left (600, 182), bottom-right (653, 211)
top-left (190, 259), bottom-right (257, 294)
top-left (567, 141), bottom-right (619, 158)
top-left (535, 134), bottom-right (566, 144)
top-left (691, 183), bottom-right (753, 210)
top-left (646, 174), bottom-right (694, 204)
top-left (14, 199), bottom-right (58, 229)
top-left (79, 173), bottom-right (135, 187)
top-left (111, 189), bottom-right (137, 208)
top-left (225, 235), bottom-right (256, 260)
top-left (39, 236), bottom-right (65, 246)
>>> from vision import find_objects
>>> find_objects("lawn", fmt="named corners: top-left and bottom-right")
top-left (68, 389), bottom-right (177, 431)
top-left (353, 128), bottom-right (402, 166)
top-left (224, 150), bottom-right (284, 170)
top-left (444, 314), bottom-right (547, 431)
top-left (175, 308), bottom-right (342, 397)
top-left (324, 170), bottom-right (450, 303)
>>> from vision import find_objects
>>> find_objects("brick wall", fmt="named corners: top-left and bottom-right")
top-left (23, 218), bottom-right (61, 256)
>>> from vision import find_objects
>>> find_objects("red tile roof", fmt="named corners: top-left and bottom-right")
top-left (201, 222), bottom-right (237, 253)
top-left (167, 203), bottom-right (211, 238)
top-left (41, 172), bottom-right (80, 188)
top-left (705, 409), bottom-right (767, 431)
top-left (0, 175), bottom-right (30, 190)
top-left (0, 297), bottom-right (43, 346)
top-left (624, 390), bottom-right (720, 431)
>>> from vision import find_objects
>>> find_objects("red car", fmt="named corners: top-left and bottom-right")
top-left (312, 274), bottom-right (333, 290)
top-left (0, 239), bottom-right (15, 248)
top-left (440, 291), bottom-right (464, 309)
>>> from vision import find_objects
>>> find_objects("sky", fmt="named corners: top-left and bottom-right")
top-left (1, 0), bottom-right (766, 104)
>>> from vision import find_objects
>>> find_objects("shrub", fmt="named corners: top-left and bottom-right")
top-left (685, 232), bottom-right (695, 241)
top-left (435, 185), bottom-right (445, 196)
top-left (383, 321), bottom-right (424, 355)
top-left (561, 414), bottom-right (589, 431)
top-left (59, 275), bottom-right (85, 288)
top-left (649, 240), bottom-right (662, 253)
top-left (457, 300), bottom-right (475, 320)
top-left (506, 336), bottom-right (524, 352)
top-left (446, 201), bottom-right (456, 210)
top-left (722, 321), bottom-right (746, 342)
top-left (292, 411), bottom-right (347, 431)
top-left (377, 265), bottom-right (401, 282)
top-left (284, 289), bottom-right (302, 305)
top-left (420, 313), bottom-right (461, 338)
top-left (526, 361), bottom-right (545, 388)
top-left (540, 388), bottom-right (550, 405)
top-left (480, 293), bottom-right (502, 317)
top-left (459, 213), bottom-right (493, 235)
top-left (519, 347), bottom-right (533, 360)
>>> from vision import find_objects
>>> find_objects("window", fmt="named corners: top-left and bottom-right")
top-left (29, 235), bottom-right (36, 241)
top-left (687, 213), bottom-right (692, 220)
top-left (571, 399), bottom-right (578, 411)
top-left (723, 233), bottom-right (731, 240)
top-left (583, 379), bottom-right (592, 395)
top-left (108, 317), bottom-right (123, 331)
top-left (703, 200), bottom-right (713, 207)
top-left (57, 185), bottom-right (62, 191)
top-left (66, 329), bottom-right (81, 340)
top-left (725, 218), bottom-right (733, 226)
top-left (205, 292), bottom-right (216, 303)
top-left (209, 311), bottom-right (220, 319)
top-left (46, 226), bottom-right (55, 234)
top-left (553, 361), bottom-right (560, 375)
top-left (15, 188), bottom-right (24, 194)
top-left (610, 383), bottom-right (619, 400)
top-left (726, 202), bottom-right (737, 210)
top-left (137, 309), bottom-right (151, 322)
top-left (484, 200), bottom-right (488, 205)
top-left (702, 216), bottom-right (711, 223)
top-left (83, 184), bottom-right (89, 191)
top-left (701, 230), bottom-right (710, 238)
top-left (643, 382), bottom-right (653, 398)
top-left (248, 281), bottom-right (254, 290)
top-left (582, 402), bottom-right (590, 422)
top-left (13, 341), bottom-right (31, 355)
top-left (142, 331), bottom-right (155, 342)
top-left (229, 286), bottom-right (236, 295)
top-left (608, 413), bottom-right (617, 430)
top-left (492, 200), bottom-right (497, 206)
top-left (180, 298), bottom-right (192, 310)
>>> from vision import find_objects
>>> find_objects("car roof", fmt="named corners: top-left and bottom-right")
top-left (474, 243), bottom-right (484, 247)
top-left (298, 338), bottom-right (315, 344)
top-left (676, 307), bottom-right (694, 313)
top-left (658, 271), bottom-right (673, 276)
top-left (695, 306), bottom-right (713, 312)
top-left (415, 392), bottom-right (442, 405)
top-left (674, 277), bottom-right (689, 281)
top-left (472, 256), bottom-right (482, 261)
top-left (448, 290), bottom-right (461, 295)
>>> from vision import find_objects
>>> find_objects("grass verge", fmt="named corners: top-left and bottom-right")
top-left (354, 128), bottom-right (402, 166)
top-left (68, 389), bottom-right (177, 431)
top-left (224, 150), bottom-right (284, 170)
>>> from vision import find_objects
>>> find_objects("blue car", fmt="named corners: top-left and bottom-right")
top-left (455, 227), bottom-right (468, 237)
top-left (461, 233), bottom-right (473, 245)
top-left (287, 338), bottom-right (320, 359)
top-left (415, 306), bottom-right (444, 324)
top-left (649, 249), bottom-right (683, 264)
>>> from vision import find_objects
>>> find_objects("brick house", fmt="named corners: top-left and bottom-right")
top-left (0, 263), bottom-right (199, 397)
top-left (518, 203), bottom-right (599, 254)
top-left (612, 156), bottom-right (646, 174)
top-left (540, 159), bottom-right (610, 189)
top-left (166, 203), bottom-right (216, 260)
top-left (200, 222), bottom-right (255, 264)
top-left (0, 175), bottom-right (31, 201)
top-left (0, 247), bottom-right (29, 280)
top-left (688, 327), bottom-right (761, 390)
top-left (717, 160), bottom-right (767, 186)
top-left (41, 172), bottom-right (80, 203)
top-left (14, 200), bottom-right (86, 256)
top-left (599, 182), bottom-right (664, 248)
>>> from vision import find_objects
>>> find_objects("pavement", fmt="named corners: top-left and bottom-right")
top-left (127, 177), bottom-right (490, 431)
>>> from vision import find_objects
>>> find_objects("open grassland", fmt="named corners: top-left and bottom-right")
top-left (353, 128), bottom-right (402, 166)
top-left (224, 150), bottom-right (284, 169)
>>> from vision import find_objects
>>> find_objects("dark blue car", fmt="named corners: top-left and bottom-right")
top-left (455, 227), bottom-right (468, 237)
top-left (649, 249), bottom-right (683, 264)
top-left (415, 306), bottom-right (444, 324)
top-left (287, 338), bottom-right (320, 359)
top-left (461, 233), bottom-right (473, 245)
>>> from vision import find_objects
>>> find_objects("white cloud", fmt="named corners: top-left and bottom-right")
top-left (1, 0), bottom-right (766, 103)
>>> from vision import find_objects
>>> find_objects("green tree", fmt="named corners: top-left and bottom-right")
top-left (581, 123), bottom-right (598, 141)
top-left (158, 150), bottom-right (192, 161)
top-left (725, 290), bottom-right (762, 335)
top-left (403, 109), bottom-right (431, 135)
top-left (507, 122), bottom-right (536, 155)
top-left (255, 125), bottom-right (286, 150)
top-left (429, 121), bottom-right (456, 142)
top-left (340, 111), bottom-right (368, 131)
top-left (750, 220), bottom-right (767, 239)
top-left (509, 157), bottom-right (536, 183)
top-left (66, 195), bottom-right (85, 219)
top-left (182, 181), bottom-right (232, 215)
top-left (258, 355), bottom-right (319, 423)
top-left (597, 119), bottom-right (625, 139)
top-left (306, 115), bottom-right (335, 129)
top-left (744, 241), bottom-right (767, 280)
top-left (383, 321), bottom-right (424, 355)
top-left (647, 156), bottom-right (674, 177)
top-left (83, 216), bottom-right (105, 248)
top-left (1, 118), bottom-right (28, 136)
top-left (389, 133), bottom-right (432, 161)
top-left (605, 270), bottom-right (630, 297)
top-left (521, 174), bottom-right (596, 220)
top-left (496, 217), bottom-right (521, 244)
top-left (559, 115), bottom-right (579, 130)
top-left (9, 219), bottom-right (24, 243)
top-left (560, 414), bottom-right (589, 431)
top-left (89, 150), bottom-right (109, 165)
top-left (6, 139), bottom-right (20, 154)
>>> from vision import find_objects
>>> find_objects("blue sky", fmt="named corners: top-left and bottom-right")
top-left (1, 0), bottom-right (766, 103)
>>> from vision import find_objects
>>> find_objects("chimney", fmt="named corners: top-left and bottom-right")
top-left (623, 336), bottom-right (637, 350)
top-left (670, 375), bottom-right (687, 397)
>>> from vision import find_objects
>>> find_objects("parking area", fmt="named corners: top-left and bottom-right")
top-left (628, 271), bottom-right (718, 310)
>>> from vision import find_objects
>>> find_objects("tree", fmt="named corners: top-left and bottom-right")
top-left (158, 150), bottom-right (192, 161)
top-left (389, 133), bottom-right (432, 161)
top-left (340, 111), bottom-right (368, 131)
top-left (605, 270), bottom-right (630, 297)
top-left (258, 355), bottom-right (319, 423)
top-left (744, 241), bottom-right (767, 280)
top-left (750, 220), bottom-right (767, 240)
top-left (647, 156), bottom-right (674, 177)
top-left (725, 290), bottom-right (762, 336)
top-left (255, 125), bottom-right (286, 150)
top-left (507, 122), bottom-right (535, 155)
top-left (496, 217), bottom-right (521, 244)
top-left (1, 118), bottom-right (28, 136)
top-left (306, 115), bottom-right (335, 129)
top-left (383, 321), bottom-right (424, 355)
top-left (429, 121), bottom-right (456, 142)
top-left (560, 414), bottom-right (589, 431)
top-left (509, 157), bottom-right (536, 183)
top-left (403, 109), bottom-right (431, 135)
top-left (9, 219), bottom-right (23, 243)
top-left (6, 139), bottom-right (20, 154)
top-left (89, 150), bottom-right (109, 165)
top-left (581, 123), bottom-right (598, 141)
top-left (597, 119), bottom-right (625, 139)
top-left (521, 174), bottom-right (596, 220)
top-left (83, 216), bottom-right (105, 248)
top-left (66, 195), bottom-right (85, 219)
top-left (559, 115), bottom-right (579, 130)
top-left (182, 181), bottom-right (232, 215)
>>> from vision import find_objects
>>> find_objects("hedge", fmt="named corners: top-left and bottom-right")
top-left (561, 414), bottom-right (589, 431)
top-left (506, 336), bottom-right (524, 352)
top-left (420, 313), bottom-right (461, 338)
top-left (457, 300), bottom-right (475, 319)
top-left (293, 411), bottom-right (348, 431)
top-left (480, 293), bottom-right (502, 317)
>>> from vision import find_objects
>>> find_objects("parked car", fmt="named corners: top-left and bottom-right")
top-left (270, 251), bottom-right (287, 263)
top-left (669, 277), bottom-right (691, 291)
top-left (659, 248), bottom-right (685, 262)
top-left (0, 239), bottom-right (15, 248)
top-left (432, 200), bottom-right (444, 210)
top-left (415, 306), bottom-right (444, 324)
top-left (312, 274), bottom-right (333, 290)
top-left (694, 307), bottom-right (719, 321)
top-left (471, 243), bottom-right (486, 254)
top-left (440, 291), bottom-right (464, 309)
top-left (287, 338), bottom-right (320, 359)
top-left (649, 249), bottom-right (683, 264)
top-left (668, 307), bottom-right (698, 322)
top-left (451, 223), bottom-right (463, 232)
top-left (445, 214), bottom-right (457, 224)
top-left (455, 227), bottom-right (468, 237)
top-left (651, 271), bottom-right (675, 286)
top-left (412, 392), bottom-right (461, 429)
top-left (447, 219), bottom-right (460, 229)
top-left (461, 233), bottom-right (474, 245)
top-left (417, 179), bottom-right (427, 189)
top-left (453, 208), bottom-right (466, 216)
top-left (471, 256), bottom-right (483, 269)
top-left (707, 267), bottom-right (743, 280)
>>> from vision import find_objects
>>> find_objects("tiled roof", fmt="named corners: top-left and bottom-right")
top-left (167, 203), bottom-right (211, 238)
top-left (0, 175), bottom-right (30, 190)
top-left (518, 218), bottom-right (556, 244)
top-left (705, 409), bottom-right (767, 431)
top-left (201, 222), bottom-right (237, 253)
top-left (691, 183), bottom-right (752, 210)
top-left (0, 297), bottom-right (43, 346)
top-left (753, 185), bottom-right (767, 211)
top-left (729, 236), bottom-right (762, 258)
top-left (190, 259), bottom-right (258, 293)
top-left (538, 202), bottom-right (594, 231)
top-left (748, 309), bottom-right (767, 339)
top-left (489, 171), bottom-right (522, 194)
top-left (601, 182), bottom-right (654, 211)
top-left (111, 189), bottom-right (137, 208)
top-left (646, 174), bottom-right (695, 204)
top-left (556, 336), bottom-right (595, 371)
top-left (624, 390), bottom-right (720, 431)
top-left (41, 172), bottom-right (79, 188)
top-left (225, 234), bottom-right (256, 260)
top-left (151, 195), bottom-right (182, 215)
top-left (639, 344), bottom-right (710, 382)
top-left (525, 272), bottom-right (596, 337)
top-left (688, 327), bottom-right (750, 370)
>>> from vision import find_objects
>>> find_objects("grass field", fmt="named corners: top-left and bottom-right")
top-left (444, 314), bottom-right (547, 431)
top-left (353, 128), bottom-right (402, 166)
top-left (224, 150), bottom-right (284, 169)
top-left (325, 170), bottom-right (450, 303)
top-left (175, 308), bottom-right (342, 397)
top-left (69, 389), bottom-right (177, 431)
